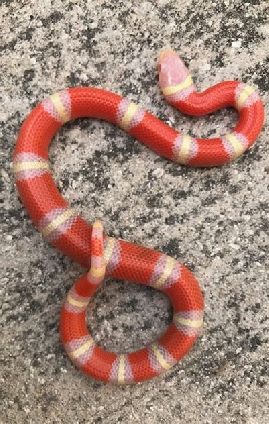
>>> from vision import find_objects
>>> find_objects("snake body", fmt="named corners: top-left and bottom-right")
top-left (13, 50), bottom-right (264, 384)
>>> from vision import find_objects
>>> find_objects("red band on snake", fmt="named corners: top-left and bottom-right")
top-left (13, 50), bottom-right (264, 384)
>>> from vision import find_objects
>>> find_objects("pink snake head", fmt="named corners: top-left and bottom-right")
top-left (158, 50), bottom-right (195, 102)
top-left (158, 50), bottom-right (190, 88)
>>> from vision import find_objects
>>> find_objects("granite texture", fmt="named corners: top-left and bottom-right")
top-left (1, 0), bottom-right (269, 423)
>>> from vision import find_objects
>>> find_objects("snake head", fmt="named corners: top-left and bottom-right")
top-left (158, 49), bottom-right (191, 95)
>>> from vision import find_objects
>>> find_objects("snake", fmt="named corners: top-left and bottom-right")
top-left (13, 49), bottom-right (264, 384)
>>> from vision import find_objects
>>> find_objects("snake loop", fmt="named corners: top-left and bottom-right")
top-left (60, 220), bottom-right (204, 384)
top-left (13, 49), bottom-right (264, 384)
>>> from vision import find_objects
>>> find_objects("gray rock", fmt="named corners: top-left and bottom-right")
top-left (0, 0), bottom-right (268, 423)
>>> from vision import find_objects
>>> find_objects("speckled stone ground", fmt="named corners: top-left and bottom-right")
top-left (1, 1), bottom-right (269, 423)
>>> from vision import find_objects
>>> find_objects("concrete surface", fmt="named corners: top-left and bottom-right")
top-left (1, 0), bottom-right (268, 423)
